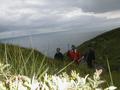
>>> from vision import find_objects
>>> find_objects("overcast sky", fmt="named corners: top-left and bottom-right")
top-left (0, 0), bottom-right (120, 39)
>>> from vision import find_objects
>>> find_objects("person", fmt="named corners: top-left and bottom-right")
top-left (67, 45), bottom-right (81, 64)
top-left (84, 46), bottom-right (95, 68)
top-left (54, 48), bottom-right (64, 60)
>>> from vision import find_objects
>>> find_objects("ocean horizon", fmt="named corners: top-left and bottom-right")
top-left (0, 30), bottom-right (108, 58)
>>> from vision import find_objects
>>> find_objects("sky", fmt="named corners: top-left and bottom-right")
top-left (0, 0), bottom-right (120, 39)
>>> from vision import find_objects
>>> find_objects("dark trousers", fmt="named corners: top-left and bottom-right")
top-left (87, 59), bottom-right (94, 68)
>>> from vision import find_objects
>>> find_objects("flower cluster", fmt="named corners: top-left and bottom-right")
top-left (0, 68), bottom-right (117, 90)
top-left (42, 70), bottom-right (116, 90)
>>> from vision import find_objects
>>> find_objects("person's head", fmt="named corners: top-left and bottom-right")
top-left (71, 45), bottom-right (76, 50)
top-left (56, 48), bottom-right (61, 52)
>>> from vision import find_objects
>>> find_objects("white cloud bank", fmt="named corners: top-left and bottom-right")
top-left (0, 0), bottom-right (120, 39)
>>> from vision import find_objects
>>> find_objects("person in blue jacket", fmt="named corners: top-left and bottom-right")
top-left (54, 48), bottom-right (64, 60)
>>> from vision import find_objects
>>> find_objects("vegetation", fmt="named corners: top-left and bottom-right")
top-left (0, 27), bottom-right (120, 89)
top-left (0, 43), bottom-right (94, 77)
top-left (0, 62), bottom-right (117, 90)
top-left (78, 28), bottom-right (120, 70)
top-left (78, 27), bottom-right (120, 89)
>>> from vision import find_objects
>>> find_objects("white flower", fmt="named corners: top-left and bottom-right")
top-left (31, 76), bottom-right (40, 90)
top-left (105, 86), bottom-right (117, 90)
top-left (57, 77), bottom-right (69, 90)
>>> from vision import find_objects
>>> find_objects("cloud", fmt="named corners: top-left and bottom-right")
top-left (0, 0), bottom-right (120, 39)
top-left (32, 0), bottom-right (120, 13)
top-left (0, 29), bottom-right (70, 39)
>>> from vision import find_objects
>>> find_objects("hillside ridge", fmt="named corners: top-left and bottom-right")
top-left (78, 27), bottom-right (120, 71)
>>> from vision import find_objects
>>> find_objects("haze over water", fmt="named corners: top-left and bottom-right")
top-left (0, 30), bottom-right (106, 58)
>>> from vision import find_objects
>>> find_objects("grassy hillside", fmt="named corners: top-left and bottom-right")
top-left (78, 28), bottom-right (120, 71)
top-left (0, 28), bottom-right (120, 89)
top-left (78, 28), bottom-right (120, 88)
top-left (0, 43), bottom-right (93, 78)
top-left (0, 43), bottom-right (45, 78)
top-left (0, 43), bottom-right (115, 89)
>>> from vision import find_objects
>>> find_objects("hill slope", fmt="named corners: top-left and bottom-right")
top-left (78, 28), bottom-right (120, 71)
top-left (0, 43), bottom-right (92, 77)
top-left (0, 28), bottom-right (120, 88)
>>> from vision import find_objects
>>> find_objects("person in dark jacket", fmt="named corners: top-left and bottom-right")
top-left (54, 48), bottom-right (64, 60)
top-left (84, 46), bottom-right (95, 68)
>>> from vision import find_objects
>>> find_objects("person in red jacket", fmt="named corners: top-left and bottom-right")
top-left (67, 45), bottom-right (81, 64)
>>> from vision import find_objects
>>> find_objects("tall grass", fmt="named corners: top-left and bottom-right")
top-left (0, 44), bottom-right (78, 79)
top-left (0, 43), bottom-right (119, 89)
top-left (106, 58), bottom-right (114, 86)
top-left (0, 62), bottom-right (117, 90)
top-left (0, 44), bottom-right (48, 79)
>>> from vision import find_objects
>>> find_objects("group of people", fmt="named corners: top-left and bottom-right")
top-left (54, 45), bottom-right (95, 68)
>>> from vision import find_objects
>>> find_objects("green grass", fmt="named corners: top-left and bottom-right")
top-left (78, 28), bottom-right (120, 70)
top-left (0, 27), bottom-right (120, 89)
top-left (0, 64), bottom-right (111, 90)
top-left (0, 43), bottom-right (118, 88)
top-left (78, 27), bottom-right (120, 89)
top-left (0, 43), bottom-right (93, 77)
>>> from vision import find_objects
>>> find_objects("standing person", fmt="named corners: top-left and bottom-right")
top-left (67, 45), bottom-right (81, 64)
top-left (54, 48), bottom-right (64, 60)
top-left (85, 46), bottom-right (95, 68)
